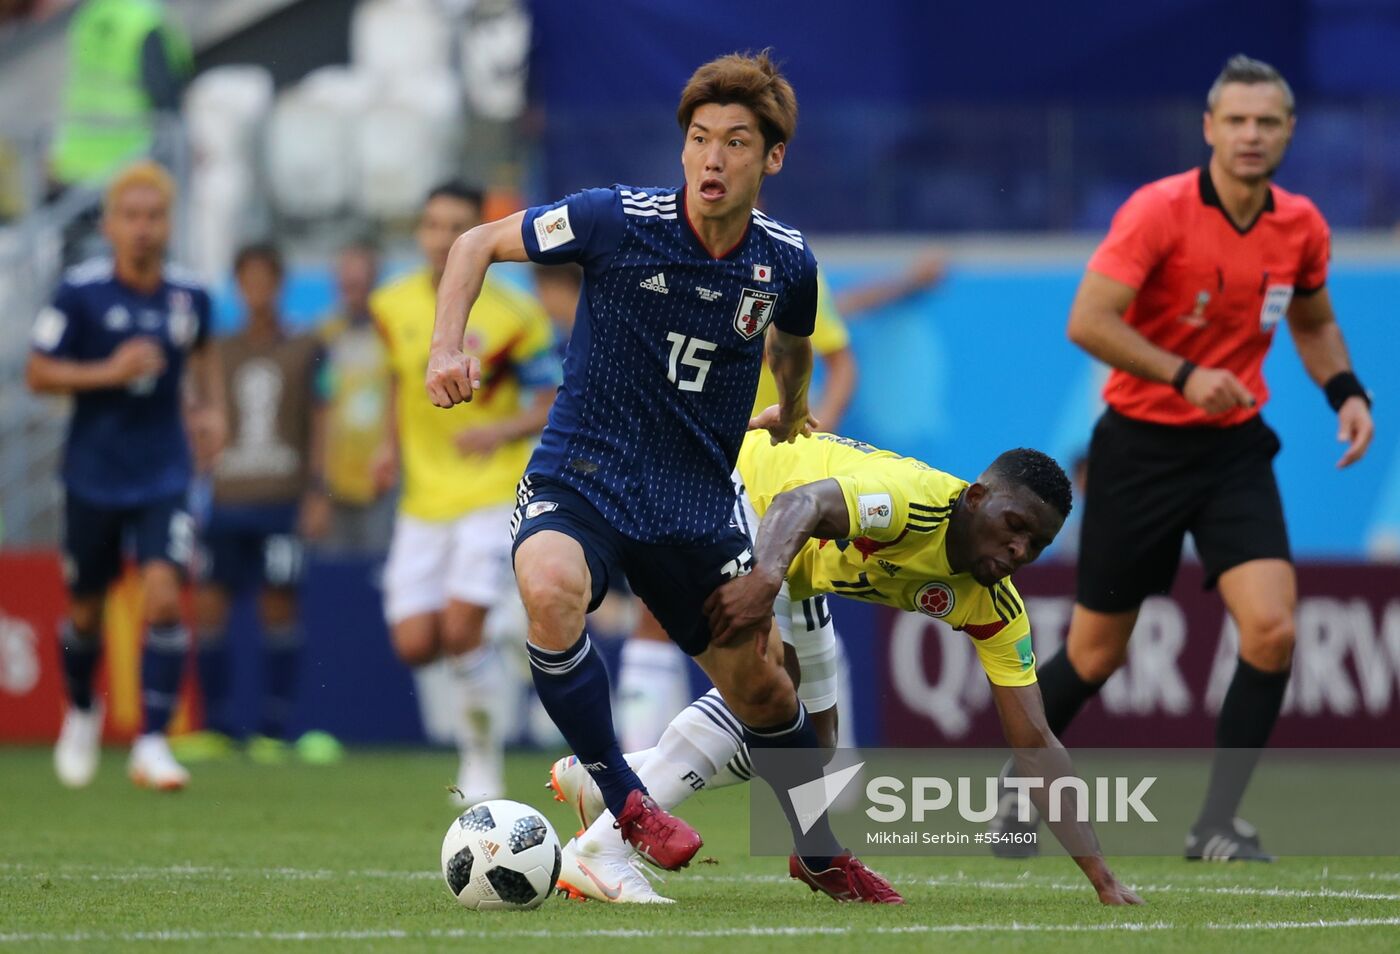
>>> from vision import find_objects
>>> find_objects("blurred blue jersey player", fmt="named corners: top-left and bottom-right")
top-left (426, 53), bottom-right (900, 903)
top-left (27, 161), bottom-right (226, 792)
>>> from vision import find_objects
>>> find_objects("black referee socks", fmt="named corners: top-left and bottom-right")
top-left (1035, 648), bottom-right (1108, 738)
top-left (1198, 657), bottom-right (1291, 828)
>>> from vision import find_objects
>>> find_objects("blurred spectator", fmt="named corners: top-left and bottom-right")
top-left (183, 243), bottom-right (342, 767)
top-left (317, 240), bottom-right (395, 555)
top-left (49, 0), bottom-right (192, 191)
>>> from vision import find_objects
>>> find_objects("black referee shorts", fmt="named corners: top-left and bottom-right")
top-left (1076, 409), bottom-right (1291, 613)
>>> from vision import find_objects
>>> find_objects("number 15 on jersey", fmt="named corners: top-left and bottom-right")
top-left (665, 332), bottom-right (717, 392)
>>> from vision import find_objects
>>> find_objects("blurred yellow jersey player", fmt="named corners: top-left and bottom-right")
top-left (737, 430), bottom-right (1072, 686)
top-left (373, 181), bottom-right (560, 806)
top-left (375, 270), bottom-right (558, 520)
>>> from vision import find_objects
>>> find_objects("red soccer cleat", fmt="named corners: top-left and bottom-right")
top-left (789, 852), bottom-right (905, 904)
top-left (613, 789), bottom-right (702, 871)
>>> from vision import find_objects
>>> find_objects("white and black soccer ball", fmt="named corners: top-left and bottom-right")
top-left (441, 799), bottom-right (561, 910)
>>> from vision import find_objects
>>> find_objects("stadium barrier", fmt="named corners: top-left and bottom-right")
top-left (2, 553), bottom-right (1396, 748)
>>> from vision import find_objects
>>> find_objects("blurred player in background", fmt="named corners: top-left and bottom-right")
top-left (375, 181), bottom-right (560, 802)
top-left (318, 240), bottom-right (395, 555)
top-left (428, 51), bottom-right (899, 902)
top-left (992, 55), bottom-right (1375, 862)
top-left (182, 243), bottom-right (341, 766)
top-left (26, 160), bottom-right (224, 791)
top-left (552, 430), bottom-right (1141, 905)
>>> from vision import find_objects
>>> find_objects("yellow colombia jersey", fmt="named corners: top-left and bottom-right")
top-left (737, 431), bottom-right (1037, 687)
top-left (751, 273), bottom-right (848, 415)
top-left (373, 269), bottom-right (560, 521)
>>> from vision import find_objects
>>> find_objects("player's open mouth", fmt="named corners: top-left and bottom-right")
top-left (698, 179), bottom-right (727, 201)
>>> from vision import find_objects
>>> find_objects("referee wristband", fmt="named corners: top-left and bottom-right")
top-left (1171, 360), bottom-right (1197, 395)
top-left (1324, 371), bottom-right (1371, 412)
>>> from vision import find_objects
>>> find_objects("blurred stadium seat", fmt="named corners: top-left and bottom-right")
top-left (350, 0), bottom-right (452, 79)
top-left (353, 71), bottom-right (462, 220)
top-left (264, 68), bottom-right (370, 220)
top-left (459, 5), bottom-right (529, 122)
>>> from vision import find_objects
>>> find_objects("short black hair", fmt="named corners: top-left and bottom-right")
top-left (425, 180), bottom-right (485, 212)
top-left (1207, 54), bottom-right (1295, 114)
top-left (233, 241), bottom-right (284, 277)
top-left (986, 448), bottom-right (1073, 519)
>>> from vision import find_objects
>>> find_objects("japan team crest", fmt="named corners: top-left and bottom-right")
top-left (732, 288), bottom-right (778, 340)
top-left (915, 581), bottom-right (956, 618)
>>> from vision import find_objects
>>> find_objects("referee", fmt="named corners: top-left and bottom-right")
top-left (992, 55), bottom-right (1374, 862)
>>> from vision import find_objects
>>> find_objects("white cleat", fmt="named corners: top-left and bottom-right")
top-left (556, 837), bottom-right (674, 904)
top-left (127, 734), bottom-right (190, 792)
top-left (547, 754), bottom-right (606, 834)
top-left (54, 704), bottom-right (104, 788)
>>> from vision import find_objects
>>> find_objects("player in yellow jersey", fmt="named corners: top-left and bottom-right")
top-left (374, 182), bottom-right (561, 801)
top-left (551, 427), bottom-right (1142, 905)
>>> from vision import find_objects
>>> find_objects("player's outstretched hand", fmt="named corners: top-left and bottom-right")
top-left (1336, 395), bottom-right (1374, 469)
top-left (107, 336), bottom-right (166, 384)
top-left (1095, 877), bottom-right (1144, 906)
top-left (425, 348), bottom-right (481, 408)
top-left (1182, 366), bottom-right (1255, 416)
top-left (703, 569), bottom-right (782, 651)
top-left (748, 404), bottom-right (820, 445)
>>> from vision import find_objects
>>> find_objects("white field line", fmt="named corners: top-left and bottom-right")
top-left (3, 862), bottom-right (1400, 902)
top-left (3, 918), bottom-right (1400, 945)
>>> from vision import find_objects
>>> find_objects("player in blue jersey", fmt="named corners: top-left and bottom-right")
top-left (27, 161), bottom-right (226, 791)
top-left (427, 52), bottom-right (900, 902)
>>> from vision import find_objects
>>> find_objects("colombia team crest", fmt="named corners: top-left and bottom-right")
top-left (915, 581), bottom-right (956, 618)
top-left (733, 288), bottom-right (778, 340)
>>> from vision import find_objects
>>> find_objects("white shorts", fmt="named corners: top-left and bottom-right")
top-left (732, 471), bottom-right (840, 712)
top-left (383, 505), bottom-right (514, 625)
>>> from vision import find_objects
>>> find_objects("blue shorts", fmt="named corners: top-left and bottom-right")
top-left (510, 475), bottom-right (752, 656)
top-left (198, 503), bottom-right (304, 593)
top-left (63, 491), bottom-right (195, 596)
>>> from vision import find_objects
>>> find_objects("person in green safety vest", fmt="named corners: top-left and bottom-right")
top-left (50, 0), bottom-right (192, 189)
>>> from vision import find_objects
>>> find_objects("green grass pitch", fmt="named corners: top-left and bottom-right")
top-left (2, 747), bottom-right (1397, 952)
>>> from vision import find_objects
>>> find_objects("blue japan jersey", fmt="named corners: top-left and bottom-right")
top-left (31, 259), bottom-right (212, 507)
top-left (521, 185), bottom-right (818, 545)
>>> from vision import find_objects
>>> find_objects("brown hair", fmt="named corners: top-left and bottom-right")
top-left (676, 50), bottom-right (797, 150)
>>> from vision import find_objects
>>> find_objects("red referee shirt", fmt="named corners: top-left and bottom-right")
top-left (1086, 166), bottom-right (1331, 427)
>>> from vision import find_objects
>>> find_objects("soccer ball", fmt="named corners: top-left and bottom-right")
top-left (440, 799), bottom-right (562, 910)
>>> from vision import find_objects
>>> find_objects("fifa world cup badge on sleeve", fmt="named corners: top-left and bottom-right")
top-left (534, 207), bottom-right (576, 251)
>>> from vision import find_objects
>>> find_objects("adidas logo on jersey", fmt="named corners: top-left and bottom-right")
top-left (639, 272), bottom-right (669, 294)
top-left (877, 559), bottom-right (901, 577)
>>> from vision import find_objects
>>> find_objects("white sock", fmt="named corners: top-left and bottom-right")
top-left (616, 638), bottom-right (690, 751)
top-left (580, 689), bottom-right (744, 852)
top-left (412, 659), bottom-right (457, 746)
top-left (449, 645), bottom-right (504, 755)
